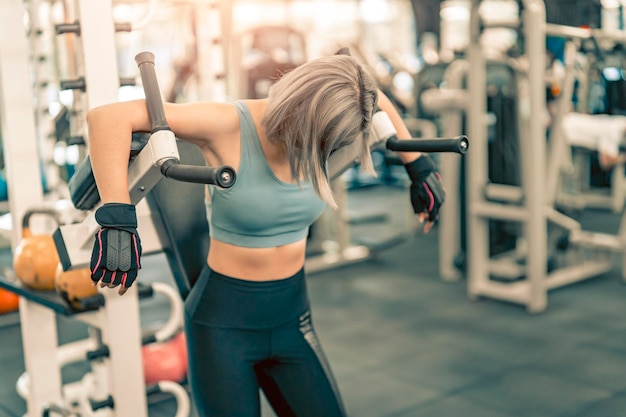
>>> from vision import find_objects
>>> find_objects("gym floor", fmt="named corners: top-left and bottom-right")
top-left (1, 185), bottom-right (626, 417)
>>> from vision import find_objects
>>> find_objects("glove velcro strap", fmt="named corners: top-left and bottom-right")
top-left (404, 155), bottom-right (436, 184)
top-left (95, 203), bottom-right (138, 230)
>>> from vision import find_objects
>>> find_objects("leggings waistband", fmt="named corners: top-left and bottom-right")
top-left (209, 267), bottom-right (305, 289)
top-left (184, 265), bottom-right (310, 329)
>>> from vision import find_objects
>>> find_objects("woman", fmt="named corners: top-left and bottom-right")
top-left (87, 51), bottom-right (444, 417)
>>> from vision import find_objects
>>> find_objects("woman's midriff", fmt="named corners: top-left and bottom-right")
top-left (207, 238), bottom-right (307, 281)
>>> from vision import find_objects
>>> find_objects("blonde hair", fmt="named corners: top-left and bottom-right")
top-left (262, 54), bottom-right (378, 208)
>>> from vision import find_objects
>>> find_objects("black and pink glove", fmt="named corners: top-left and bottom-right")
top-left (404, 155), bottom-right (445, 222)
top-left (90, 203), bottom-right (142, 294)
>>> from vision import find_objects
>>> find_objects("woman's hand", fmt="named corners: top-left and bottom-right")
top-left (404, 155), bottom-right (445, 234)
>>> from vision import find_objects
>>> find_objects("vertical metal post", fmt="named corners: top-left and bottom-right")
top-left (26, 0), bottom-right (60, 192)
top-left (97, 286), bottom-right (146, 417)
top-left (220, 0), bottom-right (234, 98)
top-left (522, 0), bottom-right (548, 312)
top-left (75, 0), bottom-right (119, 111)
top-left (466, 0), bottom-right (490, 298)
top-left (438, 60), bottom-right (470, 282)
top-left (0, 1), bottom-right (61, 415)
top-left (546, 40), bottom-right (578, 208)
top-left (611, 163), bottom-right (625, 213)
top-left (73, 1), bottom-right (148, 414)
top-left (195, 0), bottom-right (227, 101)
top-left (619, 203), bottom-right (626, 281)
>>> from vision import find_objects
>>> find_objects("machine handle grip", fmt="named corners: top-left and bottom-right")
top-left (386, 136), bottom-right (469, 154)
top-left (135, 51), bottom-right (169, 133)
top-left (160, 160), bottom-right (236, 188)
top-left (135, 51), bottom-right (237, 186)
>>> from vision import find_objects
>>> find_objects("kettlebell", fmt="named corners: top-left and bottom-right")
top-left (0, 288), bottom-right (19, 315)
top-left (54, 263), bottom-right (98, 310)
top-left (13, 208), bottom-right (61, 291)
top-left (142, 332), bottom-right (188, 385)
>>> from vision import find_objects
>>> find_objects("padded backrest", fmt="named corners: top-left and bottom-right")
top-left (146, 140), bottom-right (210, 299)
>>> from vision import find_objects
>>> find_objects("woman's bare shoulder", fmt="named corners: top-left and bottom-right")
top-left (159, 101), bottom-right (242, 147)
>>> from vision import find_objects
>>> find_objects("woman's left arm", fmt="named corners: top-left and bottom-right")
top-left (376, 89), bottom-right (445, 232)
top-left (375, 90), bottom-right (421, 163)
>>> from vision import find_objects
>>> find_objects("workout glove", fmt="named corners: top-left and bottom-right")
top-left (404, 155), bottom-right (445, 222)
top-left (90, 203), bottom-right (142, 294)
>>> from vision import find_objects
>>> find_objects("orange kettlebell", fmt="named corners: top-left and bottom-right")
top-left (54, 263), bottom-right (98, 310)
top-left (13, 208), bottom-right (61, 291)
top-left (0, 288), bottom-right (19, 315)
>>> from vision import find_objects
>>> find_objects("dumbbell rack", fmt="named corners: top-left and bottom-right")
top-left (0, 1), bottom-right (148, 416)
top-left (0, 275), bottom-right (150, 417)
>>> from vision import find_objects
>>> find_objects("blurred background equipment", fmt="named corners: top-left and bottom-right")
top-left (239, 25), bottom-right (307, 98)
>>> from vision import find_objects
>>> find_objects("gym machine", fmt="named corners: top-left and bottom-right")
top-left (53, 52), bottom-right (236, 275)
top-left (431, 0), bottom-right (626, 313)
top-left (0, 43), bottom-right (233, 417)
top-left (421, 56), bottom-right (521, 282)
top-left (0, 1), bottom-right (220, 415)
top-left (549, 31), bottom-right (626, 214)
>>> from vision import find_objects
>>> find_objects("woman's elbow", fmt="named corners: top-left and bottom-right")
top-left (86, 104), bottom-right (116, 130)
top-left (86, 101), bottom-right (148, 132)
top-left (85, 105), bottom-right (101, 126)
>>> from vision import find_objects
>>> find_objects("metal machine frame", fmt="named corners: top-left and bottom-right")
top-left (430, 0), bottom-right (626, 313)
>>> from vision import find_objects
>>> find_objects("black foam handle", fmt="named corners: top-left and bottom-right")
top-left (160, 160), bottom-right (236, 187)
top-left (386, 136), bottom-right (469, 154)
top-left (135, 52), bottom-right (169, 132)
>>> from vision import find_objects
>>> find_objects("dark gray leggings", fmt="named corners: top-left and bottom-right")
top-left (184, 266), bottom-right (346, 417)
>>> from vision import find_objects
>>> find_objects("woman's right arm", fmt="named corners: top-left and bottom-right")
top-left (86, 100), bottom-right (148, 204)
top-left (86, 100), bottom-right (238, 204)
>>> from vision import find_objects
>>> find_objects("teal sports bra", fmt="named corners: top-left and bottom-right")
top-left (206, 101), bottom-right (326, 248)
